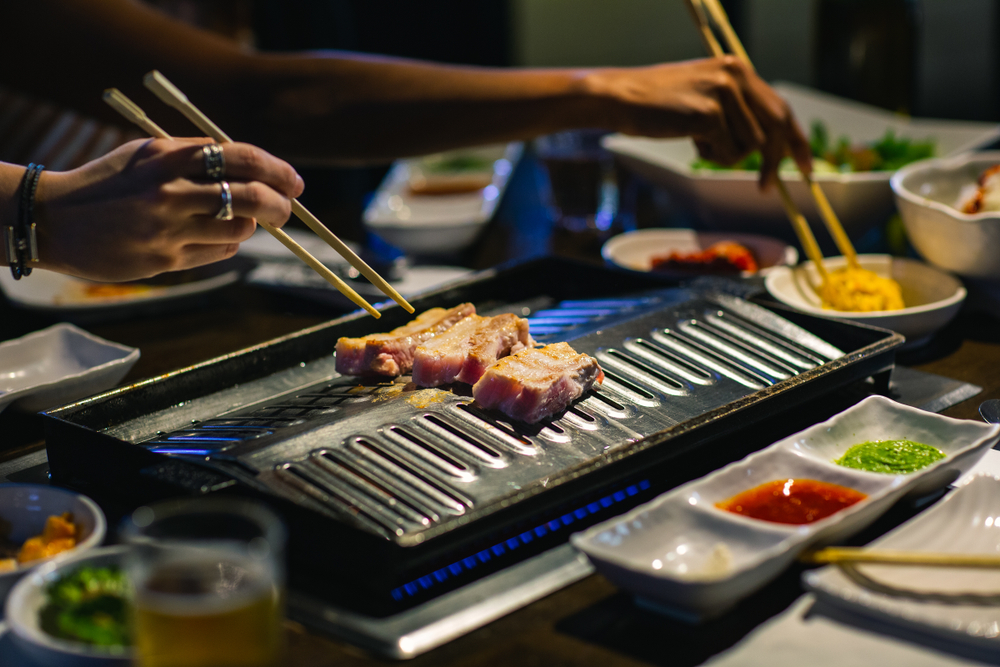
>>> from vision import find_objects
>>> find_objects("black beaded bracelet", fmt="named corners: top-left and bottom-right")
top-left (5, 163), bottom-right (44, 280)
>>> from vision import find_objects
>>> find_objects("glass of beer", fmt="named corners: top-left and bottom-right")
top-left (121, 498), bottom-right (286, 667)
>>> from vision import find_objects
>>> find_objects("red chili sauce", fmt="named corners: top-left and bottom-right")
top-left (715, 478), bottom-right (867, 525)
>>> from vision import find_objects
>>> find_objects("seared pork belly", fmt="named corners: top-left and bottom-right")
top-left (472, 342), bottom-right (604, 423)
top-left (335, 303), bottom-right (476, 377)
top-left (412, 313), bottom-right (533, 387)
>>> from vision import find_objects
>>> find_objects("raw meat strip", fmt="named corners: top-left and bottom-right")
top-left (412, 313), bottom-right (532, 387)
top-left (335, 303), bottom-right (476, 377)
top-left (471, 342), bottom-right (604, 423)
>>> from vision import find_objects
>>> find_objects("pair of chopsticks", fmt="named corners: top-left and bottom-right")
top-left (104, 72), bottom-right (415, 319)
top-left (801, 547), bottom-right (1000, 569)
top-left (682, 0), bottom-right (862, 281)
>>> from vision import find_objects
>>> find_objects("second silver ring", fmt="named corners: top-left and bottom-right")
top-left (215, 181), bottom-right (234, 220)
top-left (202, 143), bottom-right (225, 181)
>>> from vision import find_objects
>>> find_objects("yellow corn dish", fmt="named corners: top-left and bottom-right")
top-left (818, 266), bottom-right (905, 312)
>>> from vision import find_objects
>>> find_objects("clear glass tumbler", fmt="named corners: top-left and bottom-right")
top-left (121, 498), bottom-right (286, 667)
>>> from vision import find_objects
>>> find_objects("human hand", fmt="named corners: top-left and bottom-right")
top-left (589, 56), bottom-right (812, 190)
top-left (34, 137), bottom-right (304, 281)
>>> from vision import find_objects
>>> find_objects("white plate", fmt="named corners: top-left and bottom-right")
top-left (0, 323), bottom-right (139, 414)
top-left (0, 267), bottom-right (241, 316)
top-left (0, 485), bottom-right (107, 613)
top-left (5, 546), bottom-right (132, 666)
top-left (571, 396), bottom-right (1000, 620)
top-left (603, 82), bottom-right (1000, 238)
top-left (804, 474), bottom-right (1000, 650)
top-left (764, 254), bottom-right (967, 347)
top-left (601, 228), bottom-right (798, 277)
top-left (364, 143), bottom-right (523, 255)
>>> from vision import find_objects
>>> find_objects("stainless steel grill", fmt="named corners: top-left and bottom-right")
top-left (43, 258), bottom-right (902, 658)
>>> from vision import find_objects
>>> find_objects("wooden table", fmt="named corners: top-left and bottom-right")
top-left (2, 155), bottom-right (997, 666)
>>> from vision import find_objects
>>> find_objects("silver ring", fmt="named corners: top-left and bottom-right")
top-left (202, 143), bottom-right (225, 181)
top-left (215, 181), bottom-right (234, 220)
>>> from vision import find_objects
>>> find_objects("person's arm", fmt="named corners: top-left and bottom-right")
top-left (0, 139), bottom-right (303, 281)
top-left (1, 0), bottom-right (809, 186)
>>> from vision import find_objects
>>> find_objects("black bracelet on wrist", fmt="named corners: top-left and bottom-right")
top-left (5, 163), bottom-right (44, 280)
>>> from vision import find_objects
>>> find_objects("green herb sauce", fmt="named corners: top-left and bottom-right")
top-left (834, 439), bottom-right (945, 474)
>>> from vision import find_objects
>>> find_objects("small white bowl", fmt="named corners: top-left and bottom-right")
top-left (893, 150), bottom-right (1000, 280)
top-left (5, 546), bottom-right (131, 666)
top-left (601, 228), bottom-right (797, 277)
top-left (0, 323), bottom-right (139, 415)
top-left (0, 485), bottom-right (106, 611)
top-left (764, 254), bottom-right (966, 347)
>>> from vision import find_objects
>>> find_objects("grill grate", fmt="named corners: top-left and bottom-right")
top-left (139, 291), bottom-right (843, 543)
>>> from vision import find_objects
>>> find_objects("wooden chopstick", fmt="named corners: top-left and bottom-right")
top-left (103, 88), bottom-right (383, 319)
top-left (695, 0), bottom-right (856, 273)
top-left (141, 70), bottom-right (416, 314)
top-left (684, 0), bottom-right (828, 280)
top-left (802, 547), bottom-right (1000, 569)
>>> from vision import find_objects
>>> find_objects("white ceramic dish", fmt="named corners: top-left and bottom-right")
top-left (5, 545), bottom-right (131, 666)
top-left (764, 254), bottom-right (966, 347)
top-left (571, 396), bottom-right (1000, 620)
top-left (804, 474), bottom-right (1000, 650)
top-left (0, 323), bottom-right (139, 414)
top-left (893, 150), bottom-right (1000, 280)
top-left (364, 143), bottom-right (523, 255)
top-left (0, 267), bottom-right (241, 317)
top-left (601, 228), bottom-right (797, 277)
top-left (603, 82), bottom-right (1000, 238)
top-left (0, 485), bottom-right (106, 613)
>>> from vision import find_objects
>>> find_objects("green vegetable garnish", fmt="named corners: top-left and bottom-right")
top-left (691, 120), bottom-right (935, 173)
top-left (834, 439), bottom-right (946, 474)
top-left (39, 565), bottom-right (132, 647)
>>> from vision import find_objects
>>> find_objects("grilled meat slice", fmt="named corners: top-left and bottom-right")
top-left (335, 303), bottom-right (476, 377)
top-left (412, 313), bottom-right (533, 387)
top-left (471, 342), bottom-right (604, 423)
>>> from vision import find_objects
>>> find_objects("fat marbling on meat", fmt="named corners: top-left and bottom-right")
top-left (471, 342), bottom-right (604, 424)
top-left (335, 303), bottom-right (476, 377)
top-left (411, 313), bottom-right (533, 387)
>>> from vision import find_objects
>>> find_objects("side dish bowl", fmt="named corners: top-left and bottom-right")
top-left (764, 254), bottom-right (966, 347)
top-left (893, 151), bottom-right (1000, 280)
top-left (571, 396), bottom-right (1000, 620)
top-left (5, 545), bottom-right (131, 667)
top-left (600, 228), bottom-right (797, 278)
top-left (0, 485), bottom-right (106, 610)
top-left (0, 323), bottom-right (139, 414)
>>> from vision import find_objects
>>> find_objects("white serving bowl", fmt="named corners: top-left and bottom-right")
top-left (0, 485), bottom-right (106, 611)
top-left (892, 150), bottom-right (1000, 280)
top-left (5, 545), bottom-right (131, 666)
top-left (604, 82), bottom-right (1000, 240)
top-left (764, 254), bottom-right (966, 347)
top-left (364, 143), bottom-right (523, 256)
top-left (601, 228), bottom-right (797, 277)
top-left (0, 323), bottom-right (139, 415)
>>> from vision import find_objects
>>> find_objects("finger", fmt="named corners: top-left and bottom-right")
top-left (187, 181), bottom-right (293, 226)
top-left (178, 216), bottom-right (257, 245)
top-left (716, 79), bottom-right (766, 157)
top-left (185, 142), bottom-right (304, 197)
top-left (173, 242), bottom-right (242, 272)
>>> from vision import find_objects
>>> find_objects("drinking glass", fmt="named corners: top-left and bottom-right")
top-left (121, 498), bottom-right (286, 667)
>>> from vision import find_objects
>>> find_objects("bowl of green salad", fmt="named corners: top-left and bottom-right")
top-left (5, 545), bottom-right (132, 666)
top-left (603, 82), bottom-right (1000, 243)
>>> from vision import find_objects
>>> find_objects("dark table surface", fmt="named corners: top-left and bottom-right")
top-left (2, 153), bottom-right (999, 666)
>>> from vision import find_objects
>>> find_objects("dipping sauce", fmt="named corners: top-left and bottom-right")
top-left (834, 439), bottom-right (945, 474)
top-left (715, 478), bottom-right (867, 525)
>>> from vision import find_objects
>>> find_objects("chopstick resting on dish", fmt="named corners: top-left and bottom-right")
top-left (801, 546), bottom-right (1000, 569)
top-left (103, 88), bottom-right (384, 319)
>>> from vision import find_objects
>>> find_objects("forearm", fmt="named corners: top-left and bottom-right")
top-left (1, 0), bottom-right (617, 164)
